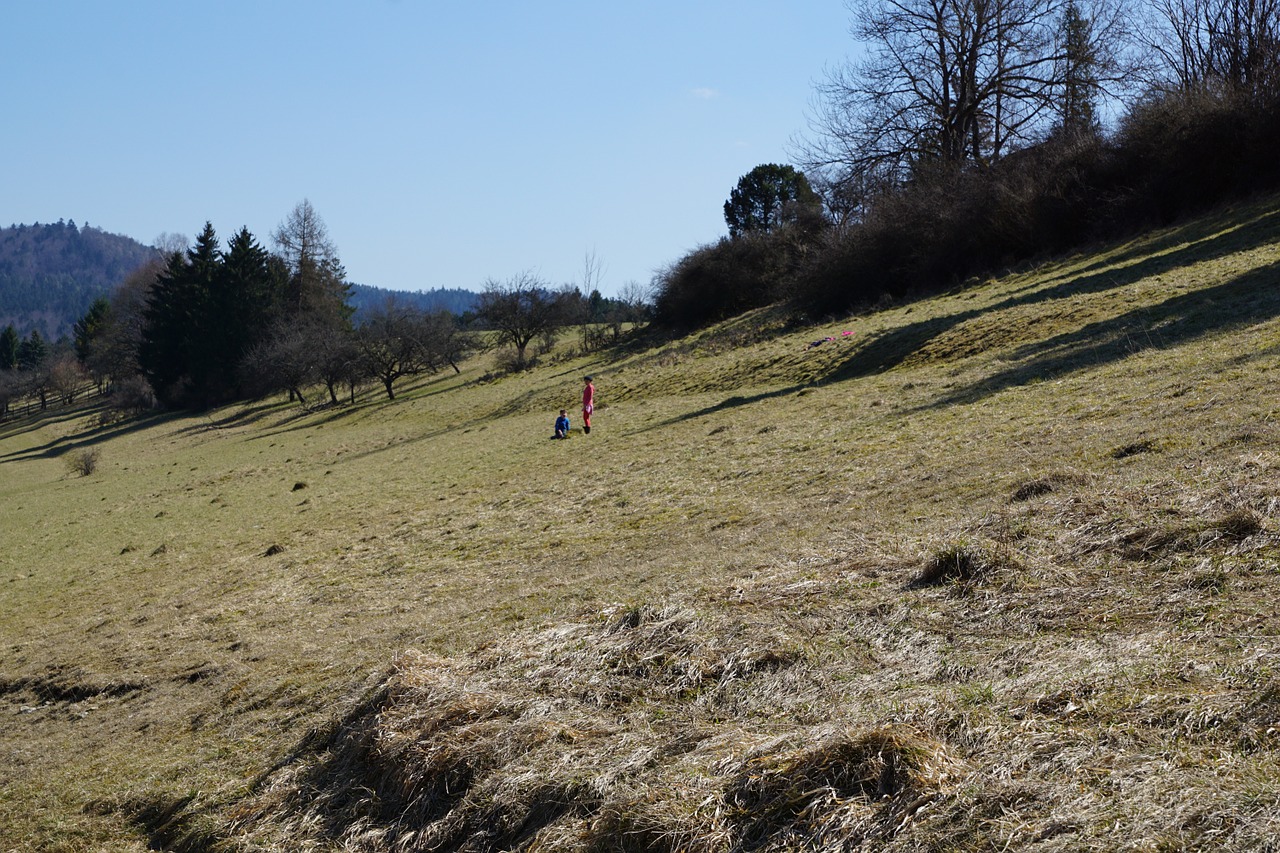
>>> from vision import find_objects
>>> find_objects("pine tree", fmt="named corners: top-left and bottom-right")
top-left (216, 227), bottom-right (287, 395)
top-left (0, 325), bottom-right (18, 370)
top-left (73, 296), bottom-right (111, 363)
top-left (1057, 0), bottom-right (1101, 137)
top-left (17, 329), bottom-right (48, 370)
top-left (140, 223), bottom-right (221, 405)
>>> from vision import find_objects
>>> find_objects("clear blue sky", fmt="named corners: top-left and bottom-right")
top-left (2, 2), bottom-right (854, 297)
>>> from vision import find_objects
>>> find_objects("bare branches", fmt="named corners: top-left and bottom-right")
top-left (796, 0), bottom-right (1141, 202)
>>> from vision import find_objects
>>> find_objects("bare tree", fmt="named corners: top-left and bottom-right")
top-left (1144, 0), bottom-right (1280, 96)
top-left (240, 322), bottom-right (317, 407)
top-left (48, 355), bottom-right (86, 404)
top-left (476, 272), bottom-right (566, 370)
top-left (272, 199), bottom-right (351, 322)
top-left (356, 302), bottom-right (432, 400)
top-left (84, 258), bottom-right (163, 391)
top-left (798, 0), bottom-right (1136, 191)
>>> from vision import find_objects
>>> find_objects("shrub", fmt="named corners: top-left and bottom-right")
top-left (652, 225), bottom-right (822, 330)
top-left (107, 375), bottom-right (157, 416)
top-left (65, 448), bottom-right (101, 477)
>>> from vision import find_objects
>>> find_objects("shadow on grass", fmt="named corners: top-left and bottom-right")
top-left (0, 408), bottom-right (84, 443)
top-left (0, 408), bottom-right (175, 463)
top-left (827, 205), bottom-right (1280, 384)
top-left (913, 260), bottom-right (1280, 410)
top-left (631, 385), bottom-right (812, 434)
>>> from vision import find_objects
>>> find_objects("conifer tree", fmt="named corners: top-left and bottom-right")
top-left (139, 223), bottom-right (221, 405)
top-left (17, 329), bottom-right (48, 370)
top-left (0, 325), bottom-right (18, 370)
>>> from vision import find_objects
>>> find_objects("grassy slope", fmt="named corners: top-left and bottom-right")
top-left (2, 196), bottom-right (1280, 850)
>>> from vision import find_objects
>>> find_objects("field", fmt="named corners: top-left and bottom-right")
top-left (3, 196), bottom-right (1280, 850)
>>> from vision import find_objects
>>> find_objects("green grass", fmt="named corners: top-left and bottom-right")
top-left (3, 195), bottom-right (1280, 850)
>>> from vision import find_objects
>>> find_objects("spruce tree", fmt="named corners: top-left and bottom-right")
top-left (0, 325), bottom-right (18, 370)
top-left (140, 223), bottom-right (221, 406)
top-left (17, 330), bottom-right (48, 370)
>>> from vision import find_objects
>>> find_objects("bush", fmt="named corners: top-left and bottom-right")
top-left (652, 224), bottom-right (823, 330)
top-left (65, 448), bottom-right (101, 477)
top-left (106, 376), bottom-right (157, 416)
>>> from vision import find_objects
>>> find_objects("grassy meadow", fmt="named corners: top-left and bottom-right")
top-left (3, 195), bottom-right (1280, 850)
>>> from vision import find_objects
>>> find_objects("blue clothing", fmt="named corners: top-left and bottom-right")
top-left (554, 415), bottom-right (570, 437)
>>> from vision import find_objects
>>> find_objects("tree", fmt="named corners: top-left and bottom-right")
top-left (356, 302), bottom-right (432, 400)
top-left (73, 296), bottom-right (111, 365)
top-left (0, 367), bottom-right (20, 418)
top-left (476, 273), bottom-right (566, 370)
top-left (1056, 0), bottom-right (1103, 133)
top-left (1145, 0), bottom-right (1280, 96)
top-left (802, 0), bottom-right (1073, 183)
top-left (215, 226), bottom-right (287, 390)
top-left (139, 223), bottom-right (221, 405)
top-left (723, 164), bottom-right (823, 237)
top-left (86, 258), bottom-right (162, 391)
top-left (48, 354), bottom-right (86, 404)
top-left (0, 325), bottom-right (18, 370)
top-left (418, 310), bottom-right (475, 375)
top-left (272, 199), bottom-right (352, 324)
top-left (240, 322), bottom-right (317, 407)
top-left (17, 329), bottom-right (48, 371)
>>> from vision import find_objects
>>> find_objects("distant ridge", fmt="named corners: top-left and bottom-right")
top-left (347, 283), bottom-right (479, 319)
top-left (0, 220), bottom-right (158, 340)
top-left (0, 221), bottom-right (482, 341)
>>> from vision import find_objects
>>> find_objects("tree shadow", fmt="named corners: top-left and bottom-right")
top-left (827, 205), bottom-right (1280, 383)
top-left (911, 260), bottom-right (1280, 410)
top-left (0, 409), bottom-right (175, 463)
top-left (630, 385), bottom-right (810, 434)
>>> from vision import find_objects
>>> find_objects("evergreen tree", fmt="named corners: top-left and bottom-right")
top-left (139, 223), bottom-right (221, 405)
top-left (73, 296), bottom-right (111, 363)
top-left (212, 227), bottom-right (285, 399)
top-left (1056, 0), bottom-right (1101, 136)
top-left (0, 325), bottom-right (18, 370)
top-left (724, 164), bottom-right (823, 238)
top-left (18, 329), bottom-right (48, 370)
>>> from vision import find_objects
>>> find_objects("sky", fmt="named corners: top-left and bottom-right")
top-left (2, 2), bottom-right (856, 298)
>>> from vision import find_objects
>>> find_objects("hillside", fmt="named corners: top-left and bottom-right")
top-left (2, 195), bottom-right (1280, 850)
top-left (348, 283), bottom-right (479, 319)
top-left (0, 221), bottom-right (158, 340)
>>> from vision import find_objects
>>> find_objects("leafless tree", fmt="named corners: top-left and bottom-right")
top-left (152, 232), bottom-right (189, 256)
top-left (797, 0), bottom-right (1137, 195)
top-left (1143, 0), bottom-right (1280, 96)
top-left (85, 258), bottom-right (162, 389)
top-left (476, 272), bottom-right (566, 370)
top-left (356, 302), bottom-right (432, 400)
top-left (272, 199), bottom-right (350, 322)
top-left (48, 355), bottom-right (86, 404)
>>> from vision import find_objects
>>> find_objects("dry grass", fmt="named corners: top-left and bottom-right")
top-left (3, 195), bottom-right (1280, 850)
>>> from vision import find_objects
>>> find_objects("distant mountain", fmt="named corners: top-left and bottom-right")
top-left (0, 220), bottom-right (159, 341)
top-left (0, 220), bottom-right (481, 341)
top-left (348, 283), bottom-right (479, 319)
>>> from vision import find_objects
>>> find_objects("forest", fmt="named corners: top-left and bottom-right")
top-left (0, 220), bottom-right (157, 340)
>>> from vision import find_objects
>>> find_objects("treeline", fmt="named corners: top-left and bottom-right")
top-left (1, 201), bottom-right (651, 420)
top-left (349, 284), bottom-right (479, 319)
top-left (0, 220), bottom-right (158, 340)
top-left (77, 201), bottom-right (480, 410)
top-left (654, 0), bottom-right (1280, 327)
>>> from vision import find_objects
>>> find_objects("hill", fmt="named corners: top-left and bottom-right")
top-left (0, 221), bottom-right (158, 340)
top-left (348, 283), bottom-right (479, 319)
top-left (2, 195), bottom-right (1280, 850)
top-left (0, 221), bottom-right (481, 345)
